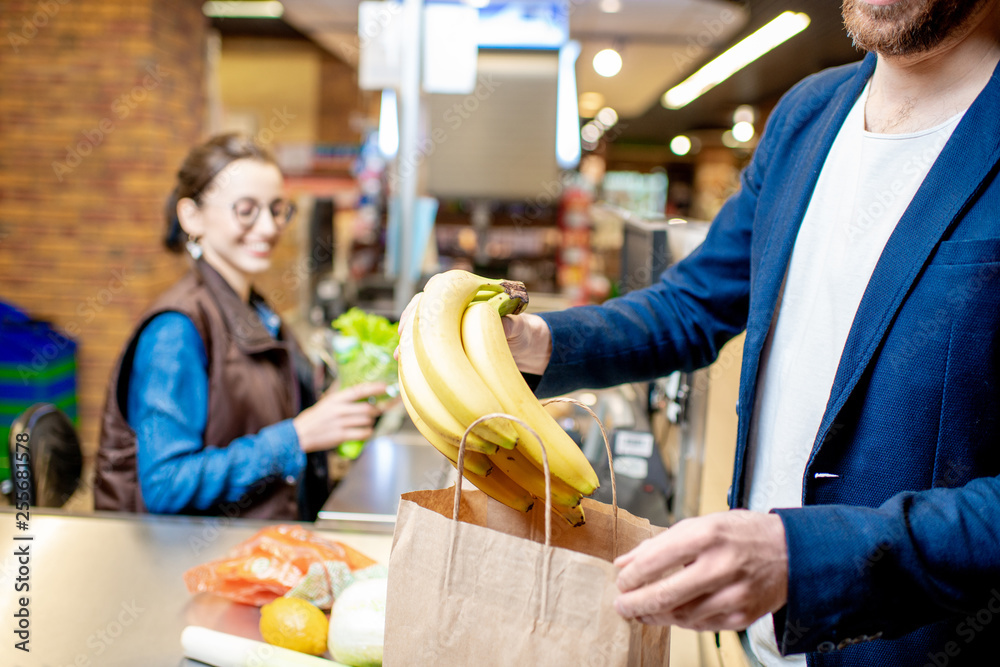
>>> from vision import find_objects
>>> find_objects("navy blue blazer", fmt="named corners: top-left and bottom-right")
top-left (537, 52), bottom-right (1000, 666)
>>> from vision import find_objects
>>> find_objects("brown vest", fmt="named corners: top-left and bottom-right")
top-left (94, 259), bottom-right (327, 519)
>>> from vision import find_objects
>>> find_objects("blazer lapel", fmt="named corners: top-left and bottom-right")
top-left (730, 55), bottom-right (877, 508)
top-left (809, 58), bottom-right (1000, 472)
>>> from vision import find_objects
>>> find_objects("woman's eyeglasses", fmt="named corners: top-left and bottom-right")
top-left (231, 197), bottom-right (297, 229)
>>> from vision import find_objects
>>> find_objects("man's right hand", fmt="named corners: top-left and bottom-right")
top-left (501, 312), bottom-right (552, 376)
top-left (394, 294), bottom-right (552, 376)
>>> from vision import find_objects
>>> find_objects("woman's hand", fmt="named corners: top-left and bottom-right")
top-left (293, 381), bottom-right (387, 454)
top-left (394, 294), bottom-right (553, 376)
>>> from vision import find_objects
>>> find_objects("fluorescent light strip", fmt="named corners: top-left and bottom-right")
top-left (378, 89), bottom-right (399, 159)
top-left (662, 11), bottom-right (810, 110)
top-left (556, 40), bottom-right (582, 169)
top-left (202, 1), bottom-right (284, 19)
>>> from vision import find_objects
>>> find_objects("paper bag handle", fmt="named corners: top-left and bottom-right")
top-left (456, 413), bottom-right (554, 547)
top-left (542, 397), bottom-right (619, 552)
top-left (454, 404), bottom-right (619, 624)
top-left (454, 399), bottom-right (619, 550)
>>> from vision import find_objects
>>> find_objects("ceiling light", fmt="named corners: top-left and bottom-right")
top-left (595, 107), bottom-right (618, 129)
top-left (202, 1), bottom-right (284, 18)
top-left (557, 40), bottom-right (582, 169)
top-left (670, 135), bottom-right (691, 156)
top-left (732, 121), bottom-right (755, 142)
top-left (662, 11), bottom-right (810, 109)
top-left (600, 0), bottom-right (622, 14)
top-left (733, 104), bottom-right (755, 125)
top-left (581, 123), bottom-right (602, 144)
top-left (593, 48), bottom-right (622, 78)
top-left (378, 89), bottom-right (399, 159)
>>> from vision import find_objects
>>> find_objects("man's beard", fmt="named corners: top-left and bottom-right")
top-left (842, 0), bottom-right (983, 56)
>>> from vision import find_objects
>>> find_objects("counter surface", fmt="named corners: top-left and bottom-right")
top-left (316, 433), bottom-right (456, 533)
top-left (0, 510), bottom-right (392, 667)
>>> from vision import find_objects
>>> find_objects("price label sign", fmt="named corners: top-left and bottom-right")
top-left (614, 430), bottom-right (655, 458)
top-left (613, 456), bottom-right (649, 480)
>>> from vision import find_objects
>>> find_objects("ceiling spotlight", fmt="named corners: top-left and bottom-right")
top-left (593, 48), bottom-right (622, 77)
top-left (732, 121), bottom-right (755, 142)
top-left (600, 0), bottom-right (622, 13)
top-left (670, 135), bottom-right (691, 156)
top-left (733, 104), bottom-right (755, 125)
top-left (581, 123), bottom-right (603, 143)
top-left (595, 107), bottom-right (618, 129)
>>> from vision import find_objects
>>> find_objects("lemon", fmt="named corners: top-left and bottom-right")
top-left (259, 597), bottom-right (329, 656)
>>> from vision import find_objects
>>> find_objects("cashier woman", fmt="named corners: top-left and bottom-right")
top-left (94, 133), bottom-right (385, 521)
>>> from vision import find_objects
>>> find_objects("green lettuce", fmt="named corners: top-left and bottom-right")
top-left (330, 309), bottom-right (399, 459)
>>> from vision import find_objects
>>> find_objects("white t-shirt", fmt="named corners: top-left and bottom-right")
top-left (743, 84), bottom-right (963, 665)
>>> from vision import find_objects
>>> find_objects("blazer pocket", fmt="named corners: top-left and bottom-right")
top-left (931, 237), bottom-right (1000, 265)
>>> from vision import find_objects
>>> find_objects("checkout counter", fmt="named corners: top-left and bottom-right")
top-left (0, 508), bottom-right (393, 666)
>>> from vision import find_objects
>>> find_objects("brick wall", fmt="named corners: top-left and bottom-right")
top-left (318, 50), bottom-right (367, 145)
top-left (0, 0), bottom-right (207, 463)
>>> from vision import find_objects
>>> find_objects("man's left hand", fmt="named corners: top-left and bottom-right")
top-left (614, 510), bottom-right (789, 631)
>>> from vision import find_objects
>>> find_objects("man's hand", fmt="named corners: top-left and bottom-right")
top-left (501, 312), bottom-right (552, 375)
top-left (614, 510), bottom-right (789, 632)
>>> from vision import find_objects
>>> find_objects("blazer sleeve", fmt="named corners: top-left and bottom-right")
top-left (771, 477), bottom-right (1000, 654)
top-left (533, 134), bottom-right (771, 399)
top-left (128, 311), bottom-right (306, 514)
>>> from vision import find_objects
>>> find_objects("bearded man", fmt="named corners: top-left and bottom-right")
top-left (484, 0), bottom-right (1000, 664)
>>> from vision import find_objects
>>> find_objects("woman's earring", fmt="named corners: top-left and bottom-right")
top-left (186, 234), bottom-right (203, 259)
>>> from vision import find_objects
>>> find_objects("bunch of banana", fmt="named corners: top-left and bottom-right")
top-left (397, 269), bottom-right (600, 526)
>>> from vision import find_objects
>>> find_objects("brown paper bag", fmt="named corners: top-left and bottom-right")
top-left (383, 483), bottom-right (670, 666)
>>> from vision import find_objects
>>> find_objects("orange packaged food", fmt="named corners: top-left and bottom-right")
top-left (183, 524), bottom-right (377, 607)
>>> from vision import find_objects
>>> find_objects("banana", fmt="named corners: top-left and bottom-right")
top-left (412, 270), bottom-right (528, 449)
top-left (448, 461), bottom-right (534, 513)
top-left (399, 381), bottom-right (494, 477)
top-left (398, 297), bottom-right (499, 454)
top-left (471, 287), bottom-right (504, 303)
top-left (488, 446), bottom-right (582, 508)
top-left (551, 501), bottom-right (586, 528)
top-left (461, 293), bottom-right (600, 496)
